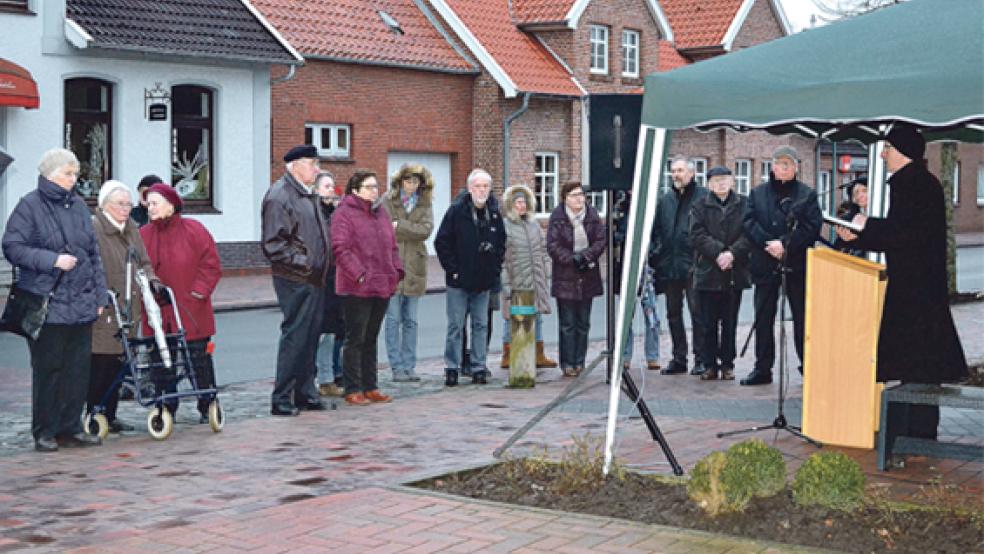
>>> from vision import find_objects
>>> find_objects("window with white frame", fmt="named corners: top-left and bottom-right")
top-left (534, 152), bottom-right (559, 214)
top-left (590, 25), bottom-right (609, 74)
top-left (662, 159), bottom-right (673, 194)
top-left (586, 189), bottom-right (606, 215)
top-left (977, 164), bottom-right (984, 206)
top-left (734, 159), bottom-right (751, 195)
top-left (760, 160), bottom-right (772, 182)
top-left (952, 161), bottom-right (961, 206)
top-left (818, 171), bottom-right (831, 212)
top-left (621, 29), bottom-right (639, 77)
top-left (693, 158), bottom-right (707, 187)
top-left (305, 123), bottom-right (351, 158)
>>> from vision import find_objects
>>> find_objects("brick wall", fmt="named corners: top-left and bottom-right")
top-left (732, 0), bottom-right (785, 51)
top-left (269, 60), bottom-right (474, 197)
top-left (216, 241), bottom-right (269, 271)
top-left (927, 142), bottom-right (984, 233)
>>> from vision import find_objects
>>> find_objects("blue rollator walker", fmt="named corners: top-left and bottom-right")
top-left (84, 265), bottom-right (224, 440)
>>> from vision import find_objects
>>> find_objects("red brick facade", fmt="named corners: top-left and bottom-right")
top-left (927, 143), bottom-right (984, 233)
top-left (269, 61), bottom-right (474, 196)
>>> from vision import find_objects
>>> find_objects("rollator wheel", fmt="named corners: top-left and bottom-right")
top-left (208, 399), bottom-right (224, 433)
top-left (84, 413), bottom-right (110, 440)
top-left (147, 406), bottom-right (174, 440)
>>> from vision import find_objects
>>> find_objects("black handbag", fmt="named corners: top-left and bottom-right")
top-left (0, 199), bottom-right (69, 340)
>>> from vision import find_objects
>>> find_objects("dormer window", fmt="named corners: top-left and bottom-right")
top-left (378, 10), bottom-right (404, 35)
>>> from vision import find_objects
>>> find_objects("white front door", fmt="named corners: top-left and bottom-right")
top-left (386, 151), bottom-right (451, 255)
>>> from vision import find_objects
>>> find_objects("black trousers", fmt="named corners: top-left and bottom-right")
top-left (698, 289), bottom-right (742, 369)
top-left (663, 278), bottom-right (703, 365)
top-left (88, 353), bottom-right (123, 422)
top-left (557, 298), bottom-right (592, 369)
top-left (342, 296), bottom-right (389, 394)
top-left (752, 273), bottom-right (806, 373)
top-left (29, 323), bottom-right (91, 440)
top-left (272, 276), bottom-right (325, 407)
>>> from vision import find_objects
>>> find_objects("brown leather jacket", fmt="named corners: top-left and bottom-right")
top-left (261, 172), bottom-right (330, 287)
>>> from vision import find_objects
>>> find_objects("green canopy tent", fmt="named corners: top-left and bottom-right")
top-left (604, 0), bottom-right (984, 472)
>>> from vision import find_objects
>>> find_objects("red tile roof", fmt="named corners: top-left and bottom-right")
top-left (441, 0), bottom-right (582, 96)
top-left (511, 0), bottom-right (574, 25)
top-left (660, 0), bottom-right (743, 50)
top-left (251, 0), bottom-right (476, 73)
top-left (658, 40), bottom-right (690, 71)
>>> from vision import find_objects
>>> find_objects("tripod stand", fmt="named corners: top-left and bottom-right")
top-left (718, 212), bottom-right (821, 448)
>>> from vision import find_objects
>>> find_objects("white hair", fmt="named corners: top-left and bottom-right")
top-left (38, 148), bottom-right (79, 179)
top-left (466, 168), bottom-right (492, 187)
top-left (98, 180), bottom-right (131, 208)
top-left (669, 156), bottom-right (695, 171)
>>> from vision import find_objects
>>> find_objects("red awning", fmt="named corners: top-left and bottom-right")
top-left (0, 58), bottom-right (40, 109)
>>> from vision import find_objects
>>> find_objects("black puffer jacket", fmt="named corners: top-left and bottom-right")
top-left (649, 179), bottom-right (707, 283)
top-left (2, 175), bottom-right (107, 325)
top-left (742, 176), bottom-right (821, 283)
top-left (434, 191), bottom-right (505, 292)
top-left (690, 191), bottom-right (752, 291)
top-left (261, 172), bottom-right (330, 287)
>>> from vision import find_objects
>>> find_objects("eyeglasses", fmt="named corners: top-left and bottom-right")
top-left (567, 191), bottom-right (585, 198)
top-left (361, 184), bottom-right (380, 190)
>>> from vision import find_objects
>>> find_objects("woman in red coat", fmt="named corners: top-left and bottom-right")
top-left (140, 183), bottom-right (222, 421)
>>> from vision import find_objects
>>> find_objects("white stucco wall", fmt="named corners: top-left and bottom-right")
top-left (0, 1), bottom-right (274, 244)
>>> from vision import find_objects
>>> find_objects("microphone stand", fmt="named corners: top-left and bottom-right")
top-left (718, 208), bottom-right (821, 447)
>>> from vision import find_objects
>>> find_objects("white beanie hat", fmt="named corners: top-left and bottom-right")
top-left (98, 180), bottom-right (132, 209)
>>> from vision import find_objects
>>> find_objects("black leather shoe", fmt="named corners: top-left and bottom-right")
top-left (298, 399), bottom-right (327, 411)
top-left (59, 433), bottom-right (101, 448)
top-left (445, 369), bottom-right (458, 387)
top-left (740, 370), bottom-right (773, 386)
top-left (109, 420), bottom-right (135, 433)
top-left (689, 362), bottom-right (706, 376)
top-left (271, 403), bottom-right (300, 416)
top-left (660, 361), bottom-right (687, 375)
top-left (35, 437), bottom-right (58, 452)
top-left (472, 370), bottom-right (488, 385)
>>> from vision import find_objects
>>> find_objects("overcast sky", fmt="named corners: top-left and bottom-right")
top-left (777, 0), bottom-right (824, 32)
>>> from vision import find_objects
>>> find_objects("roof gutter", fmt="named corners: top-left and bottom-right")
top-left (271, 64), bottom-right (296, 85)
top-left (503, 92), bottom-right (532, 189)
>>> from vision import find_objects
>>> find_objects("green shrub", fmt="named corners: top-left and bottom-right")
top-left (793, 451), bottom-right (865, 511)
top-left (687, 439), bottom-right (787, 515)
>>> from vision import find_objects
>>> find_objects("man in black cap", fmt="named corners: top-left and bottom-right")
top-left (836, 124), bottom-right (967, 439)
top-left (261, 145), bottom-right (331, 415)
top-left (741, 146), bottom-right (821, 386)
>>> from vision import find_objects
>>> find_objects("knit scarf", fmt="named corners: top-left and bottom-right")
top-left (565, 206), bottom-right (589, 253)
top-left (401, 190), bottom-right (418, 213)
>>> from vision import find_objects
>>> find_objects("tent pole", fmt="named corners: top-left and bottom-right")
top-left (867, 141), bottom-right (887, 265)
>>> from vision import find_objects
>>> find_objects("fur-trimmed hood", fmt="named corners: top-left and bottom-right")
top-left (502, 184), bottom-right (536, 222)
top-left (389, 163), bottom-right (434, 202)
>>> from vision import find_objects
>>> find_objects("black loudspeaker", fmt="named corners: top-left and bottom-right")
top-left (588, 94), bottom-right (643, 191)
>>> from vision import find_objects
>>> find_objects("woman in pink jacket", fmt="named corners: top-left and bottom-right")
top-left (331, 170), bottom-right (403, 406)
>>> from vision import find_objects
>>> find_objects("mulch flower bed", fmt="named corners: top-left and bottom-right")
top-left (414, 460), bottom-right (984, 553)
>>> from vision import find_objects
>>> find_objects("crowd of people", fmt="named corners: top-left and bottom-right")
top-left (2, 126), bottom-right (967, 450)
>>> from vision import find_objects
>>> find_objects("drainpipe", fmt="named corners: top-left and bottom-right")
top-left (271, 64), bottom-right (297, 85)
top-left (502, 93), bottom-right (531, 189)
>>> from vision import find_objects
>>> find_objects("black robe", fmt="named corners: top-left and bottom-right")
top-left (851, 162), bottom-right (967, 383)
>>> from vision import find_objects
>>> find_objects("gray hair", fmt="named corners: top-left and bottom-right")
top-left (466, 168), bottom-right (492, 187)
top-left (38, 148), bottom-right (79, 179)
top-left (669, 155), bottom-right (695, 171)
top-left (98, 180), bottom-right (131, 208)
top-left (314, 171), bottom-right (335, 185)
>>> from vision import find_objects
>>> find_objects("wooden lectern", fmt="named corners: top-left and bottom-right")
top-left (802, 248), bottom-right (887, 449)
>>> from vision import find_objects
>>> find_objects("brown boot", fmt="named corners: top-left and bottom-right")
top-left (500, 344), bottom-right (510, 369)
top-left (535, 341), bottom-right (558, 368)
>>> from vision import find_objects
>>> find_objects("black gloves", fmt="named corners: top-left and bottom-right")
top-left (573, 253), bottom-right (594, 273)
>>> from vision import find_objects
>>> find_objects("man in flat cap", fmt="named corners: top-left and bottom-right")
top-left (261, 145), bottom-right (331, 415)
top-left (741, 146), bottom-right (821, 386)
top-left (836, 124), bottom-right (967, 440)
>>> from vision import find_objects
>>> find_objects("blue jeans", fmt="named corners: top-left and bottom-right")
top-left (623, 304), bottom-right (661, 363)
top-left (445, 287), bottom-right (489, 370)
top-left (385, 294), bottom-right (420, 373)
top-left (316, 333), bottom-right (344, 384)
top-left (502, 312), bottom-right (544, 344)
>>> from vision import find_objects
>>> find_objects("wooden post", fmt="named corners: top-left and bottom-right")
top-left (508, 289), bottom-right (536, 388)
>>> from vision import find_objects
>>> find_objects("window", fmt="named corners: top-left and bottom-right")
top-left (171, 85), bottom-right (215, 205)
top-left (693, 158), bottom-right (707, 187)
top-left (977, 164), bottom-right (984, 206)
top-left (586, 189), bottom-right (606, 216)
top-left (760, 160), bottom-right (772, 182)
top-left (305, 123), bottom-right (351, 158)
top-left (64, 78), bottom-right (113, 202)
top-left (534, 152), bottom-right (559, 214)
top-left (818, 171), bottom-right (831, 212)
top-left (0, 1), bottom-right (30, 13)
top-left (589, 25), bottom-right (609, 74)
top-left (621, 29), bottom-right (640, 78)
top-left (662, 159), bottom-right (673, 195)
top-left (734, 159), bottom-right (751, 195)
top-left (952, 161), bottom-right (961, 206)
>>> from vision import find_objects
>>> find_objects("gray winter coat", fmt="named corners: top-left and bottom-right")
top-left (500, 184), bottom-right (551, 315)
top-left (2, 175), bottom-right (107, 326)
